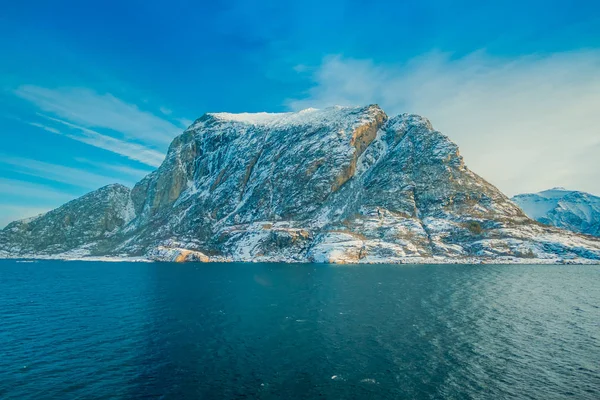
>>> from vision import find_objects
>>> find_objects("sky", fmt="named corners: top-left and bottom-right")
top-left (1, 0), bottom-right (599, 227)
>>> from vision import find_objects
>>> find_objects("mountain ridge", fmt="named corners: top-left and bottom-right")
top-left (2, 105), bottom-right (600, 263)
top-left (512, 188), bottom-right (600, 237)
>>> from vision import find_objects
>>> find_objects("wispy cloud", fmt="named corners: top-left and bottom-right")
top-left (14, 85), bottom-right (184, 146)
top-left (0, 155), bottom-right (149, 227)
top-left (2, 85), bottom-right (177, 225)
top-left (288, 50), bottom-right (600, 196)
top-left (0, 156), bottom-right (137, 190)
top-left (177, 118), bottom-right (194, 129)
top-left (27, 121), bottom-right (61, 134)
top-left (30, 117), bottom-right (165, 167)
top-left (0, 177), bottom-right (77, 201)
top-left (74, 157), bottom-right (153, 179)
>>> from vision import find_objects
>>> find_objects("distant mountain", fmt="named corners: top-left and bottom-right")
top-left (512, 188), bottom-right (600, 237)
top-left (1, 105), bottom-right (599, 263)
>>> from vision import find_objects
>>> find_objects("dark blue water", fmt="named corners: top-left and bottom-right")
top-left (1, 261), bottom-right (599, 399)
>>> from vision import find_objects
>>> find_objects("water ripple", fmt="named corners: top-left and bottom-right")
top-left (0, 261), bottom-right (599, 399)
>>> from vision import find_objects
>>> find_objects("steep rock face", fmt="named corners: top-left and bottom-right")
top-left (119, 105), bottom-right (388, 253)
top-left (306, 113), bottom-right (531, 261)
top-left (1, 105), bottom-right (600, 263)
top-left (512, 188), bottom-right (600, 237)
top-left (0, 184), bottom-right (135, 256)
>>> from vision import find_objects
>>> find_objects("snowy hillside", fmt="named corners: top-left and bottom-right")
top-left (512, 188), bottom-right (600, 237)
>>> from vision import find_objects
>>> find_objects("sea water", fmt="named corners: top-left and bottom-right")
top-left (1, 260), bottom-right (599, 399)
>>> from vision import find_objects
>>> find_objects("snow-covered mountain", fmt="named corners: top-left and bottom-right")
top-left (2, 105), bottom-right (600, 263)
top-left (512, 188), bottom-right (600, 237)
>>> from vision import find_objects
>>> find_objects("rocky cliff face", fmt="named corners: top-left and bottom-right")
top-left (2, 105), bottom-right (600, 263)
top-left (512, 188), bottom-right (600, 237)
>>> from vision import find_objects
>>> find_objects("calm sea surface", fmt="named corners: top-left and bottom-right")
top-left (0, 260), bottom-right (599, 399)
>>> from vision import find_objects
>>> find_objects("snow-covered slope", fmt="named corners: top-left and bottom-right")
top-left (512, 188), bottom-right (600, 237)
top-left (2, 106), bottom-right (600, 263)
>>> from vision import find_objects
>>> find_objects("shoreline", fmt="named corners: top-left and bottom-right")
top-left (2, 254), bottom-right (599, 265)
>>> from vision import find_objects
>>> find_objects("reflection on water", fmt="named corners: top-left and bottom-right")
top-left (0, 261), bottom-right (599, 399)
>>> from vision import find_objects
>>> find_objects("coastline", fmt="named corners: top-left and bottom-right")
top-left (2, 253), bottom-right (599, 265)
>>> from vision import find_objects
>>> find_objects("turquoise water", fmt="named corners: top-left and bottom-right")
top-left (0, 260), bottom-right (599, 399)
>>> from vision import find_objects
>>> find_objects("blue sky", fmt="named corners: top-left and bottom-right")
top-left (1, 0), bottom-right (600, 226)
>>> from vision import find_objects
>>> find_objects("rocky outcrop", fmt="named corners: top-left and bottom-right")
top-left (148, 246), bottom-right (210, 262)
top-left (2, 106), bottom-right (600, 263)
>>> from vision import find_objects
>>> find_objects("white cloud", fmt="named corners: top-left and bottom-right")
top-left (159, 106), bottom-right (173, 115)
top-left (74, 157), bottom-right (153, 179)
top-left (14, 85), bottom-right (184, 146)
top-left (3, 85), bottom-right (183, 225)
top-left (288, 51), bottom-right (600, 196)
top-left (14, 85), bottom-right (181, 166)
top-left (32, 118), bottom-right (165, 167)
top-left (0, 156), bottom-right (137, 190)
top-left (177, 118), bottom-right (194, 129)
top-left (27, 121), bottom-right (61, 134)
top-left (293, 64), bottom-right (309, 73)
top-left (0, 156), bottom-right (148, 227)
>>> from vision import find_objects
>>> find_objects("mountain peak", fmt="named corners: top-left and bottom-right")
top-left (386, 113), bottom-right (434, 132)
top-left (189, 105), bottom-right (386, 130)
top-left (97, 183), bottom-right (130, 192)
